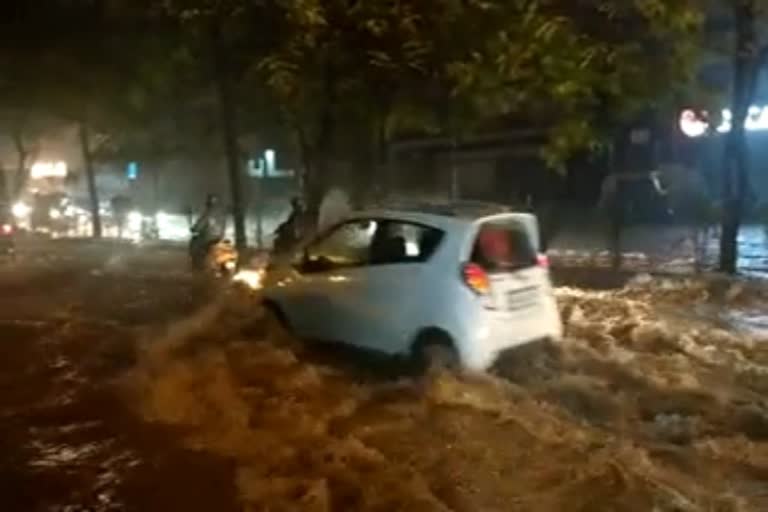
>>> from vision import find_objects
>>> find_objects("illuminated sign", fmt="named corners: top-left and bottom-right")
top-left (30, 161), bottom-right (68, 179)
top-left (265, 149), bottom-right (276, 175)
top-left (127, 161), bottom-right (139, 180)
top-left (247, 149), bottom-right (295, 178)
top-left (248, 158), bottom-right (266, 178)
top-left (679, 109), bottom-right (709, 138)
top-left (680, 106), bottom-right (768, 138)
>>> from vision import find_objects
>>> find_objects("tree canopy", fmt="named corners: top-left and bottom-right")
top-left (1, 0), bottom-right (705, 236)
top-left (254, 0), bottom-right (703, 185)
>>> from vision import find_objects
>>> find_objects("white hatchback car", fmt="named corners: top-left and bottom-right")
top-left (261, 202), bottom-right (562, 371)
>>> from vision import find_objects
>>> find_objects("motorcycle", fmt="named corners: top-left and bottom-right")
top-left (273, 220), bottom-right (300, 255)
top-left (189, 233), bottom-right (238, 277)
top-left (208, 239), bottom-right (238, 277)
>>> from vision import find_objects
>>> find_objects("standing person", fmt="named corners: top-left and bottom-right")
top-left (190, 194), bottom-right (225, 268)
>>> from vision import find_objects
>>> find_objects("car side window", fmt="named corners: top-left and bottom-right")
top-left (369, 221), bottom-right (444, 265)
top-left (304, 219), bottom-right (377, 272)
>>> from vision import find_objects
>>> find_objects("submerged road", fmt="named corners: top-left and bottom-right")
top-left (0, 241), bottom-right (240, 511)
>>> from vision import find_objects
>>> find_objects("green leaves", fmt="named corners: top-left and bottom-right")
top-left (445, 0), bottom-right (704, 164)
top-left (245, 0), bottom-right (705, 173)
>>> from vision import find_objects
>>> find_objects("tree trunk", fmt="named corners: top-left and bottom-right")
top-left (11, 130), bottom-right (29, 200)
top-left (212, 22), bottom-right (247, 252)
top-left (297, 60), bottom-right (338, 233)
top-left (539, 199), bottom-right (565, 252)
top-left (719, 141), bottom-right (748, 273)
top-left (293, 125), bottom-right (324, 235)
top-left (303, 153), bottom-right (330, 231)
top-left (78, 121), bottom-right (102, 239)
top-left (0, 167), bottom-right (8, 204)
top-left (372, 99), bottom-right (393, 201)
top-left (605, 141), bottom-right (624, 270)
top-left (609, 201), bottom-right (624, 270)
top-left (719, 0), bottom-right (758, 274)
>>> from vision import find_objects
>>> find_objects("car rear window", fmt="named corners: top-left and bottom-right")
top-left (471, 220), bottom-right (537, 272)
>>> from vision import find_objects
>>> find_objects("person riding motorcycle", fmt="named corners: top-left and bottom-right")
top-left (190, 194), bottom-right (225, 269)
top-left (273, 197), bottom-right (304, 254)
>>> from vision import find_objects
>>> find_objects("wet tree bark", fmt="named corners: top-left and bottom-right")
top-left (78, 120), bottom-right (102, 239)
top-left (606, 138), bottom-right (624, 271)
top-left (294, 58), bottom-right (338, 234)
top-left (0, 167), bottom-right (8, 204)
top-left (719, 0), bottom-right (758, 274)
top-left (11, 130), bottom-right (30, 200)
top-left (212, 21), bottom-right (247, 252)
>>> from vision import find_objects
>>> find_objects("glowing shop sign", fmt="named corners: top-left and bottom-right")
top-left (30, 161), bottom-right (68, 179)
top-left (680, 106), bottom-right (768, 138)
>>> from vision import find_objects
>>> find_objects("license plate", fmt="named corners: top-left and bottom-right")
top-left (506, 286), bottom-right (538, 310)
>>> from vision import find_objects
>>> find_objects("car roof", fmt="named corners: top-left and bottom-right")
top-left (347, 201), bottom-right (536, 231)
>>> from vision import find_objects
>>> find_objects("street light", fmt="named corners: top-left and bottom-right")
top-left (265, 149), bottom-right (276, 176)
top-left (12, 202), bottom-right (31, 219)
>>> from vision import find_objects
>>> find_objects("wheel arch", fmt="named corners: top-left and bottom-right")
top-left (262, 298), bottom-right (291, 329)
top-left (410, 326), bottom-right (456, 354)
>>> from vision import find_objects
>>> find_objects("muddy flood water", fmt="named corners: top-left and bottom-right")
top-left (1, 242), bottom-right (768, 511)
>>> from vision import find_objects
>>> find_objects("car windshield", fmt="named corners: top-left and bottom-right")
top-left (471, 220), bottom-right (537, 272)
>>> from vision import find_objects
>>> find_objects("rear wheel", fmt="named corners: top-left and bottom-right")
top-left (412, 330), bottom-right (460, 374)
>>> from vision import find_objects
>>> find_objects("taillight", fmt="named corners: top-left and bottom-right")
top-left (1, 224), bottom-right (12, 235)
top-left (462, 262), bottom-right (490, 295)
top-left (537, 253), bottom-right (549, 268)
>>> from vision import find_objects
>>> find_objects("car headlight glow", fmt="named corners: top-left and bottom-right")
top-left (12, 202), bottom-right (31, 219)
top-left (233, 269), bottom-right (264, 290)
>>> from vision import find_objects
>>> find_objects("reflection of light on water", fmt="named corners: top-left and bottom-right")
top-left (28, 440), bottom-right (103, 467)
top-left (233, 270), bottom-right (264, 290)
top-left (738, 226), bottom-right (768, 277)
top-left (726, 310), bottom-right (768, 339)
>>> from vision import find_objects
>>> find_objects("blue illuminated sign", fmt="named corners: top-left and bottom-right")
top-left (127, 161), bottom-right (139, 180)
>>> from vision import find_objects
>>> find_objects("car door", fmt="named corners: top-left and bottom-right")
top-left (338, 219), bottom-right (445, 355)
top-left (286, 218), bottom-right (377, 343)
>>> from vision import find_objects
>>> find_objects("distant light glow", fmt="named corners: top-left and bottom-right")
top-left (31, 161), bottom-right (67, 179)
top-left (679, 109), bottom-right (708, 138)
top-left (50, 208), bottom-right (62, 220)
top-left (265, 149), bottom-right (276, 176)
top-left (127, 210), bottom-right (143, 230)
top-left (127, 161), bottom-right (139, 180)
top-left (12, 202), bottom-right (31, 219)
top-left (234, 270), bottom-right (264, 290)
top-left (248, 158), bottom-right (265, 178)
top-left (680, 106), bottom-right (768, 138)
